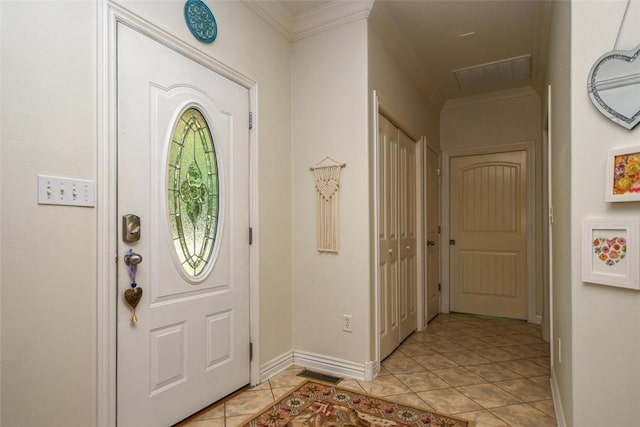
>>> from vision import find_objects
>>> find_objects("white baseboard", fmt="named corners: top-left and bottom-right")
top-left (293, 350), bottom-right (368, 380)
top-left (259, 351), bottom-right (294, 383)
top-left (259, 350), bottom-right (377, 383)
top-left (551, 370), bottom-right (567, 427)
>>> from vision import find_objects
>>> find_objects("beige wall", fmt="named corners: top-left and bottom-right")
top-left (571, 1), bottom-right (640, 424)
top-left (0, 1), bottom-right (292, 424)
top-left (440, 92), bottom-right (544, 320)
top-left (544, 0), bottom-right (572, 424)
top-left (1, 2), bottom-right (97, 426)
top-left (291, 19), bottom-right (371, 364)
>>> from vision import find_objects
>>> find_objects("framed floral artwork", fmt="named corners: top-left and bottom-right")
top-left (606, 146), bottom-right (640, 202)
top-left (582, 217), bottom-right (640, 289)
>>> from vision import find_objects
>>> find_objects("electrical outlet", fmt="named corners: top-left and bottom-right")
top-left (37, 175), bottom-right (95, 207)
top-left (342, 314), bottom-right (352, 332)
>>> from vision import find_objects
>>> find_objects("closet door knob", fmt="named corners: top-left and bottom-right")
top-left (427, 240), bottom-right (435, 246)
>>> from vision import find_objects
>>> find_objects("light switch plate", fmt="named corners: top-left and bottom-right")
top-left (38, 175), bottom-right (95, 207)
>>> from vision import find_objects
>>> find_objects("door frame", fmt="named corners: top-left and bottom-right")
top-left (372, 91), bottom-right (424, 371)
top-left (96, 3), bottom-right (260, 426)
top-left (441, 142), bottom-right (536, 323)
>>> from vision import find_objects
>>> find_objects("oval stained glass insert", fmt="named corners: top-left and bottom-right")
top-left (168, 108), bottom-right (219, 277)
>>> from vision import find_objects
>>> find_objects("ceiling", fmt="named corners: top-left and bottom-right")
top-left (275, 0), bottom-right (551, 104)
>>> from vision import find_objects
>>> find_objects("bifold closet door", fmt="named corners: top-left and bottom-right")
top-left (379, 115), bottom-right (417, 360)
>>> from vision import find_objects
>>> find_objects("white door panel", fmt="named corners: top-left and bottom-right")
top-left (117, 24), bottom-right (250, 426)
top-left (378, 115), bottom-right (417, 359)
top-left (449, 151), bottom-right (527, 319)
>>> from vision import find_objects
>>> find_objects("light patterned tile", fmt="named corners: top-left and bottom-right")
top-left (382, 356), bottom-right (428, 374)
top-left (268, 368), bottom-right (306, 389)
top-left (184, 418), bottom-right (225, 427)
top-left (192, 404), bottom-right (224, 421)
top-left (337, 379), bottom-right (366, 393)
top-left (456, 337), bottom-right (495, 350)
top-left (432, 367), bottom-right (487, 387)
top-left (445, 350), bottom-right (492, 366)
top-left (428, 339), bottom-right (466, 353)
top-left (413, 353), bottom-right (459, 370)
top-left (478, 335), bottom-right (521, 347)
top-left (250, 382), bottom-right (271, 391)
top-left (530, 357), bottom-right (551, 369)
top-left (457, 383), bottom-right (520, 408)
top-left (395, 372), bottom-right (451, 392)
top-left (271, 387), bottom-right (293, 400)
top-left (417, 388), bottom-right (482, 414)
top-left (474, 347), bottom-right (520, 362)
top-left (397, 342), bottom-right (433, 356)
top-left (358, 375), bottom-right (411, 397)
top-left (225, 390), bottom-right (275, 416)
top-left (386, 392), bottom-right (436, 411)
top-left (498, 360), bottom-right (550, 378)
top-left (530, 399), bottom-right (556, 418)
top-left (508, 333), bottom-right (545, 345)
top-left (226, 414), bottom-right (252, 427)
top-left (456, 409), bottom-right (510, 427)
top-left (467, 363), bottom-right (522, 382)
top-left (411, 332), bottom-right (444, 343)
top-left (490, 403), bottom-right (557, 426)
top-left (495, 379), bottom-right (551, 402)
top-left (529, 375), bottom-right (551, 389)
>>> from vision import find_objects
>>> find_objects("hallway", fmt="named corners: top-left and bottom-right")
top-left (181, 313), bottom-right (555, 426)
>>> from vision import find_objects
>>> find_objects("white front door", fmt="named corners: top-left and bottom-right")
top-left (449, 151), bottom-right (527, 319)
top-left (117, 24), bottom-right (250, 426)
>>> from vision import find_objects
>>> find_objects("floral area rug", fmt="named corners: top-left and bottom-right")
top-left (243, 380), bottom-right (473, 427)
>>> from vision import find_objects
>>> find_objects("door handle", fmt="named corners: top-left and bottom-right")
top-left (124, 252), bottom-right (143, 266)
top-left (427, 240), bottom-right (435, 246)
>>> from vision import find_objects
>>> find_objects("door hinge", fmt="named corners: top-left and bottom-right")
top-left (438, 283), bottom-right (441, 291)
top-left (449, 239), bottom-right (456, 245)
top-left (437, 226), bottom-right (441, 234)
top-left (249, 112), bottom-right (253, 130)
top-left (249, 342), bottom-right (254, 361)
top-left (436, 168), bottom-right (441, 177)
top-left (249, 227), bottom-right (253, 245)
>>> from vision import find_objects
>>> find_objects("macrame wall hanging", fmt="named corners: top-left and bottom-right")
top-left (309, 157), bottom-right (346, 253)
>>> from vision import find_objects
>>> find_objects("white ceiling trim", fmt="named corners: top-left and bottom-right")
top-left (242, 0), bottom-right (374, 41)
top-left (442, 87), bottom-right (537, 110)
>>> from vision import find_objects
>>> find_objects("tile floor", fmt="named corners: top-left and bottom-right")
top-left (180, 313), bottom-right (556, 427)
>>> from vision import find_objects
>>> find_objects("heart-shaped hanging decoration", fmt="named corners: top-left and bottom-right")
top-left (124, 287), bottom-right (143, 309)
top-left (588, 45), bottom-right (640, 129)
top-left (593, 236), bottom-right (627, 266)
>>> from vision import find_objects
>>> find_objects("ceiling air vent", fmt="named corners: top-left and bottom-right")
top-left (453, 54), bottom-right (531, 90)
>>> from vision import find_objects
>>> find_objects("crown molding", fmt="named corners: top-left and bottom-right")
top-left (242, 0), bottom-right (294, 40)
top-left (442, 86), bottom-right (537, 110)
top-left (242, 0), bottom-right (374, 41)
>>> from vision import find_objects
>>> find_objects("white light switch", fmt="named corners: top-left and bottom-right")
top-left (37, 175), bottom-right (95, 207)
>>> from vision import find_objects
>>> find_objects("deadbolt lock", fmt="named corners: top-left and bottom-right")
top-left (122, 214), bottom-right (141, 243)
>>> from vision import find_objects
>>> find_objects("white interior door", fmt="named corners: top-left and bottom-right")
top-left (379, 115), bottom-right (399, 360)
top-left (398, 130), bottom-right (417, 340)
top-left (425, 148), bottom-right (440, 322)
top-left (378, 114), bottom-right (417, 359)
top-left (117, 24), bottom-right (250, 426)
top-left (449, 151), bottom-right (527, 319)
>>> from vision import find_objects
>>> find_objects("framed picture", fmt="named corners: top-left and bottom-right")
top-left (605, 145), bottom-right (640, 202)
top-left (582, 217), bottom-right (640, 289)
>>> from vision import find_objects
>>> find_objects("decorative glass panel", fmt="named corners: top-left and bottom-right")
top-left (168, 108), bottom-right (219, 277)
